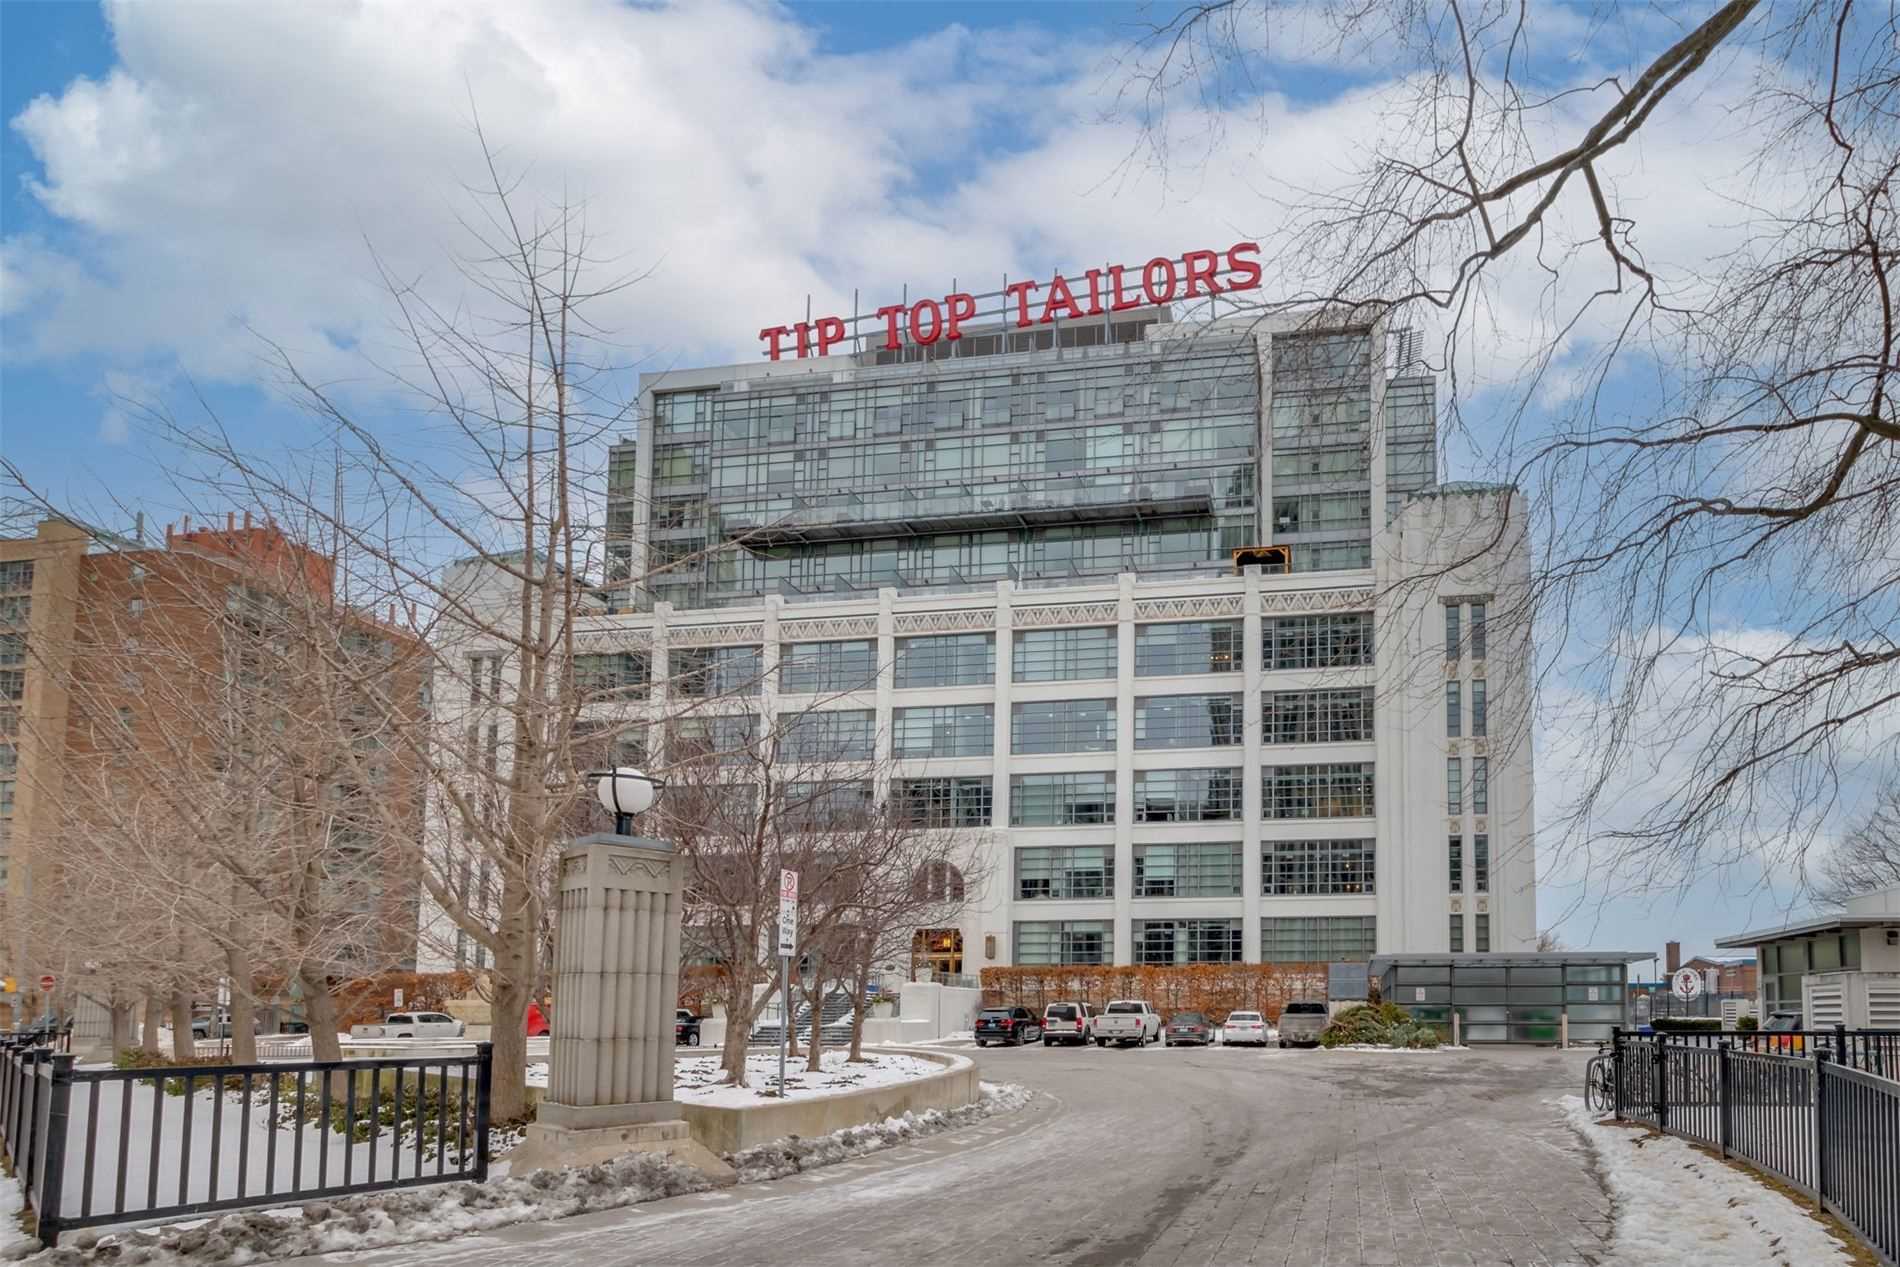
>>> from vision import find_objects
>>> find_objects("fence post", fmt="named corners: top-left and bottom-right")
top-left (1811, 1049), bottom-right (1828, 1209)
top-left (1716, 1040), bottom-right (1731, 1159)
top-left (1652, 1036), bottom-right (1669, 1131)
top-left (1611, 1027), bottom-right (1623, 1121)
top-left (1833, 1023), bottom-right (1848, 1070)
top-left (472, 1041), bottom-right (493, 1184)
top-left (34, 1053), bottom-right (73, 1247)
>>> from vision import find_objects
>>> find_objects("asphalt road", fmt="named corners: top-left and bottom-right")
top-left (288, 1042), bottom-right (1612, 1267)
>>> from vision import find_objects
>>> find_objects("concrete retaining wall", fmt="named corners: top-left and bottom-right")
top-left (678, 1047), bottom-right (978, 1154)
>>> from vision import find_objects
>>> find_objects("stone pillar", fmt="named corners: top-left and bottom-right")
top-left (509, 833), bottom-right (733, 1180)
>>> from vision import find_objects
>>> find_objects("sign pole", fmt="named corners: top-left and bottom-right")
top-left (777, 868), bottom-right (799, 1097)
top-left (778, 953), bottom-right (790, 1095)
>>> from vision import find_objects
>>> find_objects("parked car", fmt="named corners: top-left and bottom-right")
top-left (526, 1002), bottom-right (551, 1037)
top-left (1277, 1001), bottom-right (1328, 1048)
top-left (1164, 1011), bottom-right (1212, 1046)
top-left (1041, 1001), bottom-right (1095, 1046)
top-left (675, 1008), bottom-right (701, 1046)
top-left (974, 1006), bottom-right (1042, 1047)
top-left (348, 1012), bottom-right (465, 1040)
top-left (1222, 1010), bottom-right (1268, 1046)
top-left (1093, 999), bottom-right (1162, 1047)
top-left (189, 1010), bottom-right (261, 1040)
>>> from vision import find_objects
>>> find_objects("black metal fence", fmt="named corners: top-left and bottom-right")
top-left (0, 1036), bottom-right (493, 1247)
top-left (1647, 1025), bottom-right (1900, 1078)
top-left (1613, 1031), bottom-right (1899, 1265)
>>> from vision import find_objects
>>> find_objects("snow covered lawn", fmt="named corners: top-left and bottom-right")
top-left (524, 1049), bottom-right (945, 1105)
top-left (1, 1167), bottom-right (33, 1259)
top-left (1561, 1096), bottom-right (1855, 1266)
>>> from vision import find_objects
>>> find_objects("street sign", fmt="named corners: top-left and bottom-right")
top-left (393, 988), bottom-right (405, 1009)
top-left (777, 869), bottom-right (799, 954)
top-left (1671, 967), bottom-right (1703, 1001)
top-left (37, 974), bottom-right (55, 993)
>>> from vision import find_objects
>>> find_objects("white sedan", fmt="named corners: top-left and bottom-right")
top-left (1221, 1011), bottom-right (1269, 1046)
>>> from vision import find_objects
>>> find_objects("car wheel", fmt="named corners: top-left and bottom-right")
top-left (1278, 1039), bottom-right (1287, 1049)
top-left (689, 1031), bottom-right (701, 1046)
top-left (975, 1039), bottom-right (988, 1048)
top-left (1095, 1037), bottom-right (1107, 1047)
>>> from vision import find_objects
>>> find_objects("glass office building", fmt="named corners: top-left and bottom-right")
top-left (508, 308), bottom-right (1534, 977)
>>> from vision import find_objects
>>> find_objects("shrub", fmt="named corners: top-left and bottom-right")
top-left (1319, 1002), bottom-right (1441, 1049)
top-left (1649, 1016), bottom-right (1723, 1032)
top-left (1737, 1013), bottom-right (1760, 1032)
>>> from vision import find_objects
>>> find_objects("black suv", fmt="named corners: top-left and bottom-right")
top-left (974, 1006), bottom-right (1042, 1047)
top-left (675, 1009), bottom-right (701, 1046)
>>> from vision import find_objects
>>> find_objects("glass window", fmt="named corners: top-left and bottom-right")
top-left (1445, 604), bottom-right (1461, 659)
top-left (893, 704), bottom-right (993, 757)
top-left (781, 640), bottom-right (876, 694)
top-left (1471, 603), bottom-right (1487, 660)
top-left (1262, 763), bottom-right (1375, 819)
top-left (1134, 919), bottom-right (1243, 965)
top-left (0, 671), bottom-right (21, 703)
top-left (673, 645), bottom-right (764, 697)
top-left (1449, 913), bottom-right (1464, 952)
top-left (1446, 682), bottom-right (1461, 738)
top-left (1261, 838), bottom-right (1375, 895)
top-left (1447, 757), bottom-right (1462, 815)
top-left (1011, 772), bottom-right (1116, 825)
top-left (1135, 621), bottom-right (1241, 676)
top-left (779, 709), bottom-right (875, 761)
top-left (1260, 916), bottom-right (1377, 962)
top-left (894, 777), bottom-right (992, 827)
top-left (1472, 758), bottom-right (1488, 815)
top-left (895, 633), bottom-right (994, 688)
top-left (1013, 627), bottom-right (1116, 682)
top-left (1017, 845), bottom-right (1114, 900)
top-left (1015, 920), bottom-right (1111, 965)
top-left (1262, 688), bottom-right (1373, 744)
top-left (1132, 768), bottom-right (1242, 821)
top-left (1449, 835), bottom-right (1463, 893)
top-left (1012, 699), bottom-right (1116, 754)
top-left (1135, 843), bottom-right (1242, 898)
top-left (1264, 613), bottom-right (1373, 670)
top-left (0, 634), bottom-right (21, 667)
top-left (0, 561), bottom-right (33, 592)
top-left (782, 780), bottom-right (875, 827)
top-left (672, 715), bottom-right (759, 762)
top-left (1475, 914), bottom-right (1490, 952)
top-left (572, 719), bottom-right (649, 770)
top-left (0, 779), bottom-right (13, 817)
top-left (571, 651), bottom-right (651, 697)
top-left (1134, 693), bottom-right (1241, 749)
top-left (1471, 680), bottom-right (1486, 738)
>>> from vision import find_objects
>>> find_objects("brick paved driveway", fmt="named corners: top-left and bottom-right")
top-left (286, 1043), bottom-right (1612, 1267)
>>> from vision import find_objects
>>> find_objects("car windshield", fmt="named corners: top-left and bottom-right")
top-left (978, 1009), bottom-right (1012, 1019)
top-left (1229, 1012), bottom-right (1261, 1022)
top-left (1046, 1005), bottom-right (1077, 1019)
top-left (1173, 1014), bottom-right (1205, 1024)
top-left (1285, 1003), bottom-right (1326, 1015)
top-left (1105, 1002), bottom-right (1142, 1013)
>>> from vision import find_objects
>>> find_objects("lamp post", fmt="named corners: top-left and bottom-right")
top-left (591, 767), bottom-right (663, 836)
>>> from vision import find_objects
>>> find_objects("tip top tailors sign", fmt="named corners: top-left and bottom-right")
top-left (758, 242), bottom-right (1265, 361)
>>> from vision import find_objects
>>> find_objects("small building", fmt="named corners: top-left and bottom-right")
top-left (1373, 952), bottom-right (1648, 1044)
top-left (1714, 885), bottom-right (1900, 1028)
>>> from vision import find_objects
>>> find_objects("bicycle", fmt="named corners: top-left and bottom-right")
top-left (1584, 1040), bottom-right (1617, 1113)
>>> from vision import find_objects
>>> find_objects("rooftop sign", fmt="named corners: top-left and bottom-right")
top-left (759, 242), bottom-right (1264, 361)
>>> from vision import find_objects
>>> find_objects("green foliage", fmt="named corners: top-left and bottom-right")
top-left (1737, 1013), bottom-right (1760, 1032)
top-left (1319, 1002), bottom-right (1442, 1049)
top-left (112, 1049), bottom-right (250, 1096)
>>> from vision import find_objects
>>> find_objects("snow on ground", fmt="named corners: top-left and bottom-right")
top-left (526, 1049), bottom-right (945, 1104)
top-left (2, 1168), bottom-right (34, 1260)
top-left (1320, 1043), bottom-right (1469, 1053)
top-left (1560, 1096), bottom-right (1854, 1266)
top-left (23, 1082), bottom-right (1033, 1265)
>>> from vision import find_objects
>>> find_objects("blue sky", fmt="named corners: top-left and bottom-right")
top-left (0, 1), bottom-right (1869, 959)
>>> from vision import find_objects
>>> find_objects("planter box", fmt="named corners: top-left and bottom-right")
top-left (678, 1047), bottom-right (978, 1154)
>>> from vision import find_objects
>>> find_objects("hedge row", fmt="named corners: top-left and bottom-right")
top-left (979, 963), bottom-right (1333, 1022)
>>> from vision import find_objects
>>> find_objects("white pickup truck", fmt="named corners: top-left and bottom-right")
top-left (348, 1012), bottom-right (466, 1040)
top-left (1092, 999), bottom-right (1162, 1047)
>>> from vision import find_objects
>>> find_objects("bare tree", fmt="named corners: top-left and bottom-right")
top-left (1814, 784), bottom-right (1900, 905)
top-left (1129, 0), bottom-right (1900, 889)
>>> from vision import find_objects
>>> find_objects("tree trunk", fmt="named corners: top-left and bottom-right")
top-left (169, 990), bottom-right (196, 1062)
top-left (847, 958), bottom-right (872, 1063)
top-left (141, 990), bottom-right (163, 1053)
top-left (226, 943), bottom-right (258, 1064)
top-left (804, 958), bottom-right (824, 1073)
top-left (486, 869), bottom-right (536, 1122)
top-left (109, 1000), bottom-right (135, 1058)
top-left (719, 959), bottom-right (764, 1088)
top-left (297, 965), bottom-right (343, 1062)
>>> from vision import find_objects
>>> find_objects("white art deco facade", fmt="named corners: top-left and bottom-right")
top-left (427, 307), bottom-right (1536, 977)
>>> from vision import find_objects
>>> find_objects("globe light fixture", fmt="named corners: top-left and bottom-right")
top-left (594, 767), bottom-right (661, 835)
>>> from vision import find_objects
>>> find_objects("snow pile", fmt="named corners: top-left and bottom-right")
top-left (724, 1080), bottom-right (1033, 1183)
top-left (1561, 1096), bottom-right (1854, 1266)
top-left (27, 1150), bottom-right (713, 1266)
top-left (1321, 1043), bottom-right (1469, 1053)
top-left (675, 1050), bottom-right (942, 1107)
top-left (1, 1168), bottom-right (34, 1260)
